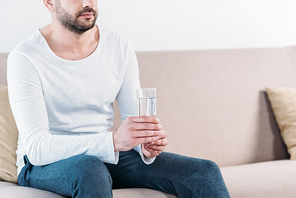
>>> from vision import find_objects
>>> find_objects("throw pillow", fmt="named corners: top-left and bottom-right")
top-left (266, 87), bottom-right (296, 160)
top-left (0, 84), bottom-right (18, 183)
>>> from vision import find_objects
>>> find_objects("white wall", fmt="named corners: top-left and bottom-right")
top-left (1, 0), bottom-right (296, 52)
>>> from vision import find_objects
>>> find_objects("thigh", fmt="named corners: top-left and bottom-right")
top-left (18, 155), bottom-right (113, 198)
top-left (105, 150), bottom-right (230, 198)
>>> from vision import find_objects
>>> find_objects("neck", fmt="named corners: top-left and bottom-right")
top-left (40, 21), bottom-right (99, 60)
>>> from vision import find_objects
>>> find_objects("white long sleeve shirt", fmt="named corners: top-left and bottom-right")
top-left (7, 26), bottom-right (155, 175)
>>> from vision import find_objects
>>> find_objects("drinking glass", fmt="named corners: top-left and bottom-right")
top-left (137, 88), bottom-right (156, 116)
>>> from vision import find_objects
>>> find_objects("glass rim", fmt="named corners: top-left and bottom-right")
top-left (137, 88), bottom-right (156, 98)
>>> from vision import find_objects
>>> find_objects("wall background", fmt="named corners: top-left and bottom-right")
top-left (1, 0), bottom-right (296, 52)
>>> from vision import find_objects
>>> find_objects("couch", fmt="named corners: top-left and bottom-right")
top-left (1, 46), bottom-right (296, 198)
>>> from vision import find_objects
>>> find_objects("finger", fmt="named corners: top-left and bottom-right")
top-left (134, 130), bottom-right (160, 138)
top-left (149, 138), bottom-right (168, 146)
top-left (142, 147), bottom-right (153, 158)
top-left (137, 136), bottom-right (159, 145)
top-left (143, 146), bottom-right (161, 157)
top-left (158, 130), bottom-right (168, 139)
top-left (132, 115), bottom-right (159, 124)
top-left (134, 123), bottom-right (162, 131)
top-left (145, 144), bottom-right (165, 152)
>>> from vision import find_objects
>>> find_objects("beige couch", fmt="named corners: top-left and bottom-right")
top-left (1, 46), bottom-right (296, 198)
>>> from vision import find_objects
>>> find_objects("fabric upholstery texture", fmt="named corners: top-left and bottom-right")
top-left (0, 53), bottom-right (8, 86)
top-left (221, 160), bottom-right (296, 198)
top-left (266, 87), bottom-right (296, 159)
top-left (0, 182), bottom-right (176, 198)
top-left (0, 85), bottom-right (18, 183)
top-left (0, 182), bottom-right (65, 198)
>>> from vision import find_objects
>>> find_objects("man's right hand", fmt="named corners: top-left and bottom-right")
top-left (113, 115), bottom-right (162, 152)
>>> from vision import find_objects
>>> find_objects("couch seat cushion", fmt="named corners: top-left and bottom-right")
top-left (113, 188), bottom-right (176, 198)
top-left (221, 160), bottom-right (296, 198)
top-left (0, 181), bottom-right (64, 198)
top-left (0, 181), bottom-right (176, 198)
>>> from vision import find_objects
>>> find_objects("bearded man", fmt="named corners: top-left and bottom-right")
top-left (7, 0), bottom-right (230, 197)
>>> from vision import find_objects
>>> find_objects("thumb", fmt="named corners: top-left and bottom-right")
top-left (142, 144), bottom-right (153, 158)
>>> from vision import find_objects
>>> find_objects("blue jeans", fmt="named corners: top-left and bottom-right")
top-left (18, 150), bottom-right (230, 198)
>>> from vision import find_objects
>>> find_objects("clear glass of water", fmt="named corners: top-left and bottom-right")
top-left (137, 88), bottom-right (156, 116)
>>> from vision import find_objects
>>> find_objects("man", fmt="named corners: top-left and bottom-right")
top-left (7, 0), bottom-right (230, 197)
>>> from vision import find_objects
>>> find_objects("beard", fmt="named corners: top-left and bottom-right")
top-left (55, 0), bottom-right (98, 35)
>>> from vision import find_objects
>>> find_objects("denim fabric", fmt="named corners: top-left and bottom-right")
top-left (18, 150), bottom-right (230, 198)
top-left (18, 155), bottom-right (112, 197)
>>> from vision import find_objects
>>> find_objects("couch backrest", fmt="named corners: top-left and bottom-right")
top-left (112, 47), bottom-right (295, 167)
top-left (0, 53), bottom-right (8, 86)
top-left (2, 47), bottom-right (295, 167)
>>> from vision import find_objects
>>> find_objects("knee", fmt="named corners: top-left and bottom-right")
top-left (199, 160), bottom-right (229, 195)
top-left (166, 156), bottom-right (229, 197)
top-left (170, 156), bottom-right (223, 183)
top-left (72, 155), bottom-right (112, 183)
top-left (179, 158), bottom-right (224, 187)
top-left (67, 155), bottom-right (113, 197)
top-left (196, 159), bottom-right (223, 181)
top-left (202, 159), bottom-right (221, 175)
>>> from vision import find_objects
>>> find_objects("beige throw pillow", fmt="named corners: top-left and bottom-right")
top-left (266, 87), bottom-right (296, 160)
top-left (0, 84), bottom-right (18, 183)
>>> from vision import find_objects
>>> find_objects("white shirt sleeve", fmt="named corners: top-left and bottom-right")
top-left (115, 42), bottom-right (156, 164)
top-left (7, 51), bottom-right (119, 166)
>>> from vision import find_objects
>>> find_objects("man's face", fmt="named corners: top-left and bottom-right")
top-left (55, 0), bottom-right (98, 35)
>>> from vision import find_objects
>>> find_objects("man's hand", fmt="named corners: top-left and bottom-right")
top-left (113, 115), bottom-right (162, 152)
top-left (142, 130), bottom-right (168, 158)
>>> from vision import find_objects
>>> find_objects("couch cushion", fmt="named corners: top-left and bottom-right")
top-left (113, 188), bottom-right (176, 198)
top-left (266, 87), bottom-right (296, 160)
top-left (0, 181), bottom-right (176, 198)
top-left (0, 85), bottom-right (18, 183)
top-left (221, 160), bottom-right (296, 198)
top-left (0, 182), bottom-right (65, 198)
top-left (0, 53), bottom-right (8, 86)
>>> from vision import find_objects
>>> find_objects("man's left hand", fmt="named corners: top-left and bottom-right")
top-left (142, 130), bottom-right (168, 158)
